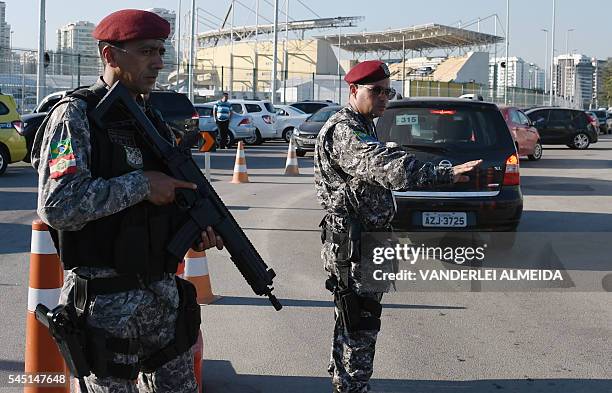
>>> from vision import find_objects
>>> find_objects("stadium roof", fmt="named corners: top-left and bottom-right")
top-left (316, 23), bottom-right (504, 53)
top-left (197, 16), bottom-right (364, 46)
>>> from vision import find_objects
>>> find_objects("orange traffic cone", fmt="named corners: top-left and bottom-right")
top-left (230, 141), bottom-right (249, 183)
top-left (176, 259), bottom-right (185, 278)
top-left (193, 330), bottom-right (203, 393)
top-left (184, 249), bottom-right (220, 305)
top-left (24, 220), bottom-right (69, 393)
top-left (284, 137), bottom-right (300, 176)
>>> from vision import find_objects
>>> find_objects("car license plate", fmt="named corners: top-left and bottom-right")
top-left (303, 139), bottom-right (316, 145)
top-left (422, 212), bottom-right (467, 228)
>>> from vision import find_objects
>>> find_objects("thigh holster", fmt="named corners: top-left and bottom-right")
top-left (71, 275), bottom-right (201, 379)
top-left (326, 276), bottom-right (382, 333)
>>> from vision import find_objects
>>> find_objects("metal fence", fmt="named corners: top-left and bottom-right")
top-left (0, 48), bottom-right (583, 113)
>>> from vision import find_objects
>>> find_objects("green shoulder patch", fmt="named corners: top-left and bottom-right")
top-left (50, 138), bottom-right (73, 159)
top-left (353, 130), bottom-right (378, 143)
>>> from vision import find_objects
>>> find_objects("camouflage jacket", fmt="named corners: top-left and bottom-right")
top-left (32, 79), bottom-right (152, 231)
top-left (314, 105), bottom-right (453, 233)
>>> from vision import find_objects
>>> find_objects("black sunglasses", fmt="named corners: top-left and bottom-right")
top-left (358, 85), bottom-right (396, 99)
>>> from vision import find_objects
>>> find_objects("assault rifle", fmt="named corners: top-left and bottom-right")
top-left (90, 81), bottom-right (282, 311)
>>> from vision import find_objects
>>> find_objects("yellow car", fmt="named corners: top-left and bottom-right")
top-left (0, 93), bottom-right (27, 175)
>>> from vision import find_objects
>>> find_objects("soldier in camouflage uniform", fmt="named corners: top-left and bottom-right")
top-left (314, 60), bottom-right (481, 393)
top-left (32, 10), bottom-right (223, 393)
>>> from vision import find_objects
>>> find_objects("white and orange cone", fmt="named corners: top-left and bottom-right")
top-left (184, 249), bottom-right (220, 305)
top-left (284, 137), bottom-right (300, 176)
top-left (24, 220), bottom-right (69, 393)
top-left (230, 141), bottom-right (249, 183)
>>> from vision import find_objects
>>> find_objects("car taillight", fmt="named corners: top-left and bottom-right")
top-left (262, 115), bottom-right (273, 124)
top-left (12, 120), bottom-right (24, 135)
top-left (430, 109), bottom-right (456, 115)
top-left (238, 118), bottom-right (250, 126)
top-left (502, 153), bottom-right (520, 186)
top-left (191, 111), bottom-right (199, 120)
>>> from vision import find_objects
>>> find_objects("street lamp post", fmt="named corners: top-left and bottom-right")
top-left (541, 29), bottom-right (548, 92)
top-left (565, 28), bottom-right (574, 55)
top-left (504, 0), bottom-right (510, 105)
top-left (175, 0), bottom-right (181, 90)
top-left (549, 0), bottom-right (556, 106)
top-left (271, 0), bottom-right (279, 105)
top-left (9, 30), bottom-right (14, 94)
top-left (36, 0), bottom-right (46, 104)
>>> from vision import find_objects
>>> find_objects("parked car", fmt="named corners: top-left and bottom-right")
top-left (499, 106), bottom-right (542, 161)
top-left (606, 112), bottom-right (612, 134)
top-left (459, 93), bottom-right (484, 101)
top-left (20, 113), bottom-right (47, 163)
top-left (292, 105), bottom-right (342, 156)
top-left (0, 93), bottom-right (27, 174)
top-left (274, 104), bottom-right (310, 142)
top-left (525, 107), bottom-right (598, 150)
top-left (194, 103), bottom-right (256, 148)
top-left (228, 99), bottom-right (278, 145)
top-left (376, 98), bottom-right (523, 232)
top-left (289, 100), bottom-right (338, 114)
top-left (147, 91), bottom-right (199, 140)
top-left (586, 110), bottom-right (609, 134)
top-left (33, 88), bottom-right (199, 146)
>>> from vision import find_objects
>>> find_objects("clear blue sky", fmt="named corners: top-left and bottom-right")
top-left (5, 0), bottom-right (612, 68)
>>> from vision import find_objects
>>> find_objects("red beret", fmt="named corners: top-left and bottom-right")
top-left (344, 60), bottom-right (391, 85)
top-left (93, 9), bottom-right (171, 42)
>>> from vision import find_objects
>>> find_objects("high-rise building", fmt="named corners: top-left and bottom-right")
top-left (592, 58), bottom-right (608, 109)
top-left (56, 21), bottom-right (99, 77)
top-left (553, 54), bottom-right (593, 108)
top-left (146, 8), bottom-right (177, 84)
top-left (0, 1), bottom-right (12, 74)
top-left (489, 57), bottom-right (530, 90)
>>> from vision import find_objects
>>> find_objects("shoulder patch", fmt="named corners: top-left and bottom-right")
top-left (50, 138), bottom-right (73, 159)
top-left (353, 130), bottom-right (378, 143)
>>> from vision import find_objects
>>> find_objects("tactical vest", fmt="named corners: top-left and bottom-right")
top-left (47, 85), bottom-right (187, 277)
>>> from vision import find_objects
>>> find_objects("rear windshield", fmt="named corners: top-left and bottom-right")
top-left (592, 110), bottom-right (606, 119)
top-left (148, 92), bottom-right (194, 117)
top-left (196, 106), bottom-right (213, 117)
top-left (293, 103), bottom-right (326, 114)
top-left (264, 103), bottom-right (276, 113)
top-left (0, 102), bottom-right (8, 116)
top-left (377, 105), bottom-right (512, 151)
top-left (309, 109), bottom-right (339, 123)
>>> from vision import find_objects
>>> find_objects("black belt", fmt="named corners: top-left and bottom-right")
top-left (73, 272), bottom-right (173, 313)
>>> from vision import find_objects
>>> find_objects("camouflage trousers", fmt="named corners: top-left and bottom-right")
top-left (59, 268), bottom-right (198, 393)
top-left (328, 292), bottom-right (383, 393)
top-left (322, 241), bottom-right (383, 393)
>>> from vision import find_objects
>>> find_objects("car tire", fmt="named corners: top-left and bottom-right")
top-left (245, 129), bottom-right (263, 145)
top-left (527, 141), bottom-right (543, 161)
top-left (282, 127), bottom-right (295, 143)
top-left (571, 133), bottom-right (590, 150)
top-left (0, 145), bottom-right (9, 175)
top-left (296, 149), bottom-right (307, 157)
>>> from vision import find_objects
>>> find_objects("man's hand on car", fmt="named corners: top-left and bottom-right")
top-left (452, 159), bottom-right (483, 183)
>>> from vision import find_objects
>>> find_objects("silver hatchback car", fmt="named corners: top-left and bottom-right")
top-left (194, 103), bottom-right (256, 148)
